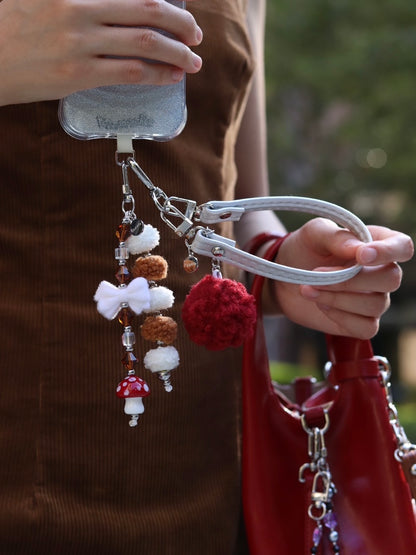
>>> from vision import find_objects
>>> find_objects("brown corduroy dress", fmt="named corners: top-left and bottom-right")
top-left (0, 2), bottom-right (254, 553)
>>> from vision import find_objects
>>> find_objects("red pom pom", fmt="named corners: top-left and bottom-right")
top-left (182, 275), bottom-right (257, 351)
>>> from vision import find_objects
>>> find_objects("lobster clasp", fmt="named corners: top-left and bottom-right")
top-left (311, 470), bottom-right (331, 506)
top-left (306, 470), bottom-right (333, 521)
top-left (158, 195), bottom-right (197, 237)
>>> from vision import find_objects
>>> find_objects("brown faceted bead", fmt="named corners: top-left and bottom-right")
top-left (115, 265), bottom-right (131, 285)
top-left (121, 351), bottom-right (138, 370)
top-left (132, 255), bottom-right (168, 281)
top-left (116, 223), bottom-right (131, 242)
top-left (141, 315), bottom-right (178, 345)
top-left (117, 306), bottom-right (134, 326)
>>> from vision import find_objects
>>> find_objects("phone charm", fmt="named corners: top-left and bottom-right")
top-left (94, 159), bottom-right (179, 426)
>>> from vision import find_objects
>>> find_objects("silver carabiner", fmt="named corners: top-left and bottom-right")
top-left (301, 412), bottom-right (330, 462)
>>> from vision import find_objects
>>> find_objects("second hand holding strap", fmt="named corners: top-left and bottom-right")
top-left (127, 158), bottom-right (372, 286)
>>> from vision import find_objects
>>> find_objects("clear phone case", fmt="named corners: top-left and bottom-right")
top-left (58, 0), bottom-right (187, 141)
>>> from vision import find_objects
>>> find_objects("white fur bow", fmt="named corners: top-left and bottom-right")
top-left (94, 277), bottom-right (150, 320)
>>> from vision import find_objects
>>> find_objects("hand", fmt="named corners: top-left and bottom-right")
top-left (275, 218), bottom-right (414, 338)
top-left (0, 0), bottom-right (203, 106)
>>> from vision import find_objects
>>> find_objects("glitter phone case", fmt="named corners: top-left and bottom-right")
top-left (58, 0), bottom-right (186, 141)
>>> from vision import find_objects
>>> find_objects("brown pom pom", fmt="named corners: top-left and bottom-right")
top-left (141, 316), bottom-right (178, 344)
top-left (132, 255), bottom-right (168, 281)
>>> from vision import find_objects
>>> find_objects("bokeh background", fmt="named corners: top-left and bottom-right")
top-left (264, 0), bottom-right (416, 440)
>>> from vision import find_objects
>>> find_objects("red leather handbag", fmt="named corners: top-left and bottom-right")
top-left (242, 240), bottom-right (416, 554)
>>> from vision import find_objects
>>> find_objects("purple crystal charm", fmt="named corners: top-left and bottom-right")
top-left (312, 525), bottom-right (323, 545)
top-left (324, 510), bottom-right (338, 530)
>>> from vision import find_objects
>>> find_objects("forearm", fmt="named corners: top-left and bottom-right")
top-left (234, 0), bottom-right (286, 249)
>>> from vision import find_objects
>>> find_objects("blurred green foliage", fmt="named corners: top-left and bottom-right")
top-left (265, 0), bottom-right (416, 251)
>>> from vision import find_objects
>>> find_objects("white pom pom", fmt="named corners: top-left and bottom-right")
top-left (126, 224), bottom-right (160, 255)
top-left (145, 286), bottom-right (175, 312)
top-left (144, 346), bottom-right (180, 373)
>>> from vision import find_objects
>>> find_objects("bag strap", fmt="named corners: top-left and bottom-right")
top-left (325, 335), bottom-right (379, 383)
top-left (192, 196), bottom-right (372, 285)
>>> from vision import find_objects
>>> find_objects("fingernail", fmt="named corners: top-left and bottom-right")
top-left (192, 53), bottom-right (202, 70)
top-left (195, 26), bottom-right (203, 44)
top-left (360, 247), bottom-right (377, 264)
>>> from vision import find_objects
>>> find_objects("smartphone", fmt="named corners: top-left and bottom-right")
top-left (58, 0), bottom-right (187, 141)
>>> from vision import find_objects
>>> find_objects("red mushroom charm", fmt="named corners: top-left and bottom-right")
top-left (116, 375), bottom-right (150, 427)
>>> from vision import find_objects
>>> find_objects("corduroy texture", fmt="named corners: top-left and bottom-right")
top-left (0, 2), bottom-right (253, 554)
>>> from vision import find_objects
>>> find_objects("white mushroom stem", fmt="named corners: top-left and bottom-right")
top-left (124, 397), bottom-right (145, 428)
top-left (124, 397), bottom-right (145, 417)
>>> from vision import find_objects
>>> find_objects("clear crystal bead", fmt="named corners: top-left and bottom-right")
top-left (115, 247), bottom-right (129, 260)
top-left (122, 330), bottom-right (136, 349)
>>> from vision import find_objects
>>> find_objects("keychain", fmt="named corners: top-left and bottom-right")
top-left (90, 140), bottom-right (372, 426)
top-left (94, 149), bottom-right (179, 426)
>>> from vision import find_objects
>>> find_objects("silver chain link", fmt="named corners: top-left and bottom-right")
top-left (127, 158), bottom-right (200, 237)
top-left (377, 356), bottom-right (416, 462)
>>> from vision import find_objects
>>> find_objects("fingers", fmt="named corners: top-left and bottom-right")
top-left (297, 264), bottom-right (397, 338)
top-left (299, 263), bottom-right (398, 334)
top-left (299, 219), bottom-right (414, 267)
top-left (98, 0), bottom-right (203, 46)
top-left (73, 0), bottom-right (203, 86)
top-left (91, 56), bottom-right (188, 87)
top-left (299, 218), bottom-right (360, 260)
top-left (301, 287), bottom-right (390, 318)
top-left (357, 226), bottom-right (414, 265)
top-left (315, 305), bottom-right (381, 339)
top-left (295, 284), bottom-right (386, 338)
top-left (275, 218), bottom-right (413, 340)
top-left (0, 0), bottom-right (203, 104)
top-left (301, 263), bottom-right (403, 295)
top-left (96, 26), bottom-right (202, 74)
top-left (275, 280), bottom-right (383, 339)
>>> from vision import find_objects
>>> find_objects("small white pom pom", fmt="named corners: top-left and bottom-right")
top-left (126, 224), bottom-right (160, 255)
top-left (145, 286), bottom-right (175, 313)
top-left (144, 346), bottom-right (180, 373)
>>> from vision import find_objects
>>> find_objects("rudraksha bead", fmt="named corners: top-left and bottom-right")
top-left (141, 315), bottom-right (178, 344)
top-left (132, 255), bottom-right (168, 281)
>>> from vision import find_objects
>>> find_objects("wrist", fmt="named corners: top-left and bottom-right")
top-left (244, 232), bottom-right (291, 314)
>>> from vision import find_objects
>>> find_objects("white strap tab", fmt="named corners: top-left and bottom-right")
top-left (117, 134), bottom-right (134, 154)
